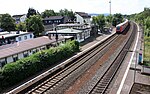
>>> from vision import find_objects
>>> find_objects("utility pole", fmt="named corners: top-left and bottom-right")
top-left (109, 0), bottom-right (111, 15)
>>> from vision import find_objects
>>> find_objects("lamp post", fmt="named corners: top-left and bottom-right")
top-left (55, 27), bottom-right (58, 46)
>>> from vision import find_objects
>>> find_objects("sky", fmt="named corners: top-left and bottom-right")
top-left (0, 0), bottom-right (149, 15)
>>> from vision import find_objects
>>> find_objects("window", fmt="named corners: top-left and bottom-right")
top-left (13, 55), bottom-right (18, 62)
top-left (30, 34), bottom-right (32, 38)
top-left (23, 52), bottom-right (28, 57)
top-left (0, 59), bottom-right (6, 68)
top-left (24, 36), bottom-right (27, 40)
top-left (32, 49), bottom-right (37, 54)
top-left (18, 37), bottom-right (21, 41)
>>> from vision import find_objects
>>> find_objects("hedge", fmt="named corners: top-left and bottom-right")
top-left (0, 40), bottom-right (79, 89)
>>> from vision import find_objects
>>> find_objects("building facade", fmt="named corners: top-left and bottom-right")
top-left (0, 31), bottom-right (34, 46)
top-left (47, 28), bottom-right (90, 43)
top-left (75, 12), bottom-right (91, 25)
top-left (0, 36), bottom-right (71, 68)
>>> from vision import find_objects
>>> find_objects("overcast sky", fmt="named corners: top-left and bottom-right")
top-left (0, 0), bottom-right (149, 15)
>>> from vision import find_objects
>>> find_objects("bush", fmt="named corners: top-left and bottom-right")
top-left (0, 40), bottom-right (79, 88)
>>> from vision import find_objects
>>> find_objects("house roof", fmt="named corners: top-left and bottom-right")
top-left (0, 31), bottom-right (33, 39)
top-left (47, 28), bottom-right (82, 34)
top-left (43, 16), bottom-right (64, 20)
top-left (12, 14), bottom-right (25, 18)
top-left (0, 36), bottom-right (64, 59)
top-left (75, 12), bottom-right (91, 18)
top-left (57, 23), bottom-right (84, 27)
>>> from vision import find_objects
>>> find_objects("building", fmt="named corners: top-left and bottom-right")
top-left (47, 28), bottom-right (90, 42)
top-left (0, 31), bottom-right (34, 46)
top-left (12, 14), bottom-right (27, 24)
top-left (0, 36), bottom-right (72, 68)
top-left (75, 12), bottom-right (91, 25)
top-left (57, 23), bottom-right (90, 30)
top-left (43, 16), bottom-right (72, 31)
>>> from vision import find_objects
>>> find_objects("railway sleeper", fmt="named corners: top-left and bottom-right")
top-left (94, 89), bottom-right (103, 93)
top-left (50, 79), bottom-right (58, 83)
top-left (38, 87), bottom-right (46, 91)
top-left (45, 83), bottom-right (52, 87)
top-left (42, 85), bottom-right (49, 89)
top-left (102, 78), bottom-right (110, 81)
top-left (35, 90), bottom-right (42, 93)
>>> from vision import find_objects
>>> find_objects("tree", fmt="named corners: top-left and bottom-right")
top-left (96, 15), bottom-right (106, 31)
top-left (112, 13), bottom-right (123, 26)
top-left (16, 22), bottom-right (26, 31)
top-left (106, 15), bottom-right (113, 24)
top-left (92, 14), bottom-right (106, 31)
top-left (59, 9), bottom-right (75, 21)
top-left (0, 14), bottom-right (15, 32)
top-left (41, 9), bottom-right (56, 18)
top-left (27, 8), bottom-right (37, 18)
top-left (26, 15), bottom-right (44, 37)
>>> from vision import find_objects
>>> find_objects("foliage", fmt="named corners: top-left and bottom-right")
top-left (16, 22), bottom-right (26, 31)
top-left (41, 9), bottom-right (56, 18)
top-left (0, 14), bottom-right (15, 32)
top-left (130, 7), bottom-right (150, 37)
top-left (59, 9), bottom-right (75, 21)
top-left (26, 15), bottom-right (44, 37)
top-left (144, 37), bottom-right (150, 67)
top-left (27, 8), bottom-right (37, 18)
top-left (106, 15), bottom-right (113, 24)
top-left (92, 14), bottom-right (106, 31)
top-left (0, 40), bottom-right (79, 89)
top-left (130, 7), bottom-right (150, 66)
top-left (112, 13), bottom-right (123, 26)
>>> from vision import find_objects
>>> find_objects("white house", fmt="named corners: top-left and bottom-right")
top-left (12, 14), bottom-right (27, 24)
top-left (75, 12), bottom-right (91, 25)
top-left (0, 31), bottom-right (34, 46)
top-left (47, 28), bottom-right (90, 43)
top-left (20, 14), bottom-right (27, 23)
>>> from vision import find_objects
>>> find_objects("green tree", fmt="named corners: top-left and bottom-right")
top-left (145, 17), bottom-right (150, 37)
top-left (59, 9), bottom-right (75, 21)
top-left (41, 9), bottom-right (56, 18)
top-left (0, 14), bottom-right (15, 32)
top-left (27, 8), bottom-right (37, 18)
top-left (26, 15), bottom-right (44, 37)
top-left (92, 14), bottom-right (106, 31)
top-left (106, 15), bottom-right (113, 24)
top-left (97, 14), bottom-right (106, 31)
top-left (112, 13), bottom-right (123, 26)
top-left (16, 22), bottom-right (26, 31)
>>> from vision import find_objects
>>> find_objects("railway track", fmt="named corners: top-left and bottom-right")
top-left (25, 35), bottom-right (119, 94)
top-left (11, 33), bottom-right (119, 94)
top-left (7, 22), bottom-right (137, 94)
top-left (87, 22), bottom-right (137, 94)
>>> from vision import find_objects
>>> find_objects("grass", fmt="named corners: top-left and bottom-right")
top-left (143, 36), bottom-right (150, 67)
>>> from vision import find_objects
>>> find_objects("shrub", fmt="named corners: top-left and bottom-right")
top-left (0, 40), bottom-right (79, 88)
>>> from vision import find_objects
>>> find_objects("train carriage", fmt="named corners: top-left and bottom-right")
top-left (116, 19), bottom-right (129, 33)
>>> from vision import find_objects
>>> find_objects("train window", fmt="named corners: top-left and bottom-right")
top-left (116, 26), bottom-right (120, 30)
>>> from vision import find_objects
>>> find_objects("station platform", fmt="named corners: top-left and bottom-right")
top-left (109, 24), bottom-right (150, 94)
top-left (81, 29), bottom-right (116, 51)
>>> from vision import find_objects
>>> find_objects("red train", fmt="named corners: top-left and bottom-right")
top-left (116, 19), bottom-right (129, 33)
